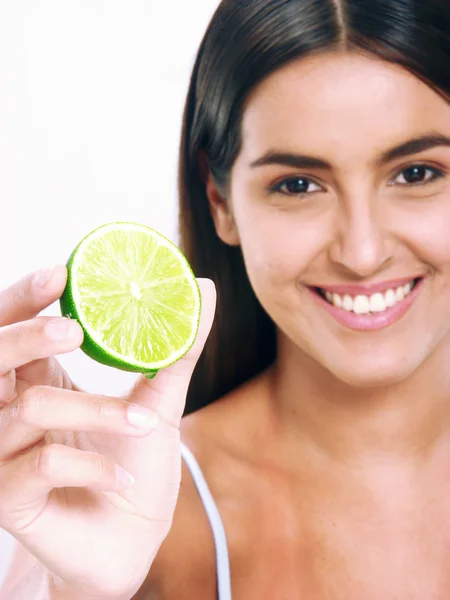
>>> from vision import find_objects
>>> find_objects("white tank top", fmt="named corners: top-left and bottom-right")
top-left (180, 443), bottom-right (232, 600)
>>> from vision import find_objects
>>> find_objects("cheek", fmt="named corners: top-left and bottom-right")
top-left (234, 205), bottom-right (330, 289)
top-left (394, 203), bottom-right (450, 270)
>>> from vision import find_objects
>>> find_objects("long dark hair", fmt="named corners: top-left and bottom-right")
top-left (178, 0), bottom-right (450, 415)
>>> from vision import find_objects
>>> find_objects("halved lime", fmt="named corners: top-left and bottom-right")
top-left (60, 222), bottom-right (201, 378)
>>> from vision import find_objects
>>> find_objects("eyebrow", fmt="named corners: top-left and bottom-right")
top-left (249, 134), bottom-right (450, 171)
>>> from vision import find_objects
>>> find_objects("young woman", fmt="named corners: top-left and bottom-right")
top-left (2, 0), bottom-right (450, 598)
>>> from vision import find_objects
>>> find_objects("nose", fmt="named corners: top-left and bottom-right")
top-left (328, 200), bottom-right (394, 278)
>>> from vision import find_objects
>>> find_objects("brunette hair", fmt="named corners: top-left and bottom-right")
top-left (178, 0), bottom-right (450, 414)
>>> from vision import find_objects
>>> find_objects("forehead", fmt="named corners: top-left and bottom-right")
top-left (239, 51), bottom-right (450, 161)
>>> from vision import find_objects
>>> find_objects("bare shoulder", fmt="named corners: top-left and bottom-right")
top-left (139, 404), bottom-right (234, 600)
top-left (138, 457), bottom-right (217, 600)
top-left (140, 372), bottom-right (269, 599)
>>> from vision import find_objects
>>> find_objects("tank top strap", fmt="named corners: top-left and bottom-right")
top-left (180, 442), bottom-right (232, 600)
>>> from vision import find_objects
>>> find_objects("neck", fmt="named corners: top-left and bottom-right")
top-left (269, 334), bottom-right (450, 466)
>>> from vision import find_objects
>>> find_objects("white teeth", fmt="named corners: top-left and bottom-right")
top-left (342, 294), bottom-right (353, 311)
top-left (353, 295), bottom-right (371, 314)
top-left (332, 293), bottom-right (343, 308)
top-left (321, 279), bottom-right (416, 315)
top-left (369, 292), bottom-right (386, 313)
top-left (396, 286), bottom-right (405, 302)
top-left (403, 281), bottom-right (413, 294)
top-left (385, 289), bottom-right (397, 308)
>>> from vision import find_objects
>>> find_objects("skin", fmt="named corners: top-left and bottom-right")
top-left (145, 51), bottom-right (450, 599)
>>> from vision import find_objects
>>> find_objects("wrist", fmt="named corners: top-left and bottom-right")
top-left (44, 573), bottom-right (133, 600)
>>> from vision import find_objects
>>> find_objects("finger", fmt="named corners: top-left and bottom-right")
top-left (126, 278), bottom-right (216, 428)
top-left (16, 355), bottom-right (78, 394)
top-left (0, 316), bottom-right (84, 409)
top-left (0, 386), bottom-right (159, 460)
top-left (1, 357), bottom-right (75, 410)
top-left (0, 265), bottom-right (68, 327)
top-left (0, 445), bottom-right (135, 531)
top-left (0, 370), bottom-right (16, 408)
top-left (0, 317), bottom-right (83, 377)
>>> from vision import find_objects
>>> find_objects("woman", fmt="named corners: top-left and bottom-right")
top-left (2, 0), bottom-right (450, 598)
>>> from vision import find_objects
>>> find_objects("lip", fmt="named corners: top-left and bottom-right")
top-left (312, 275), bottom-right (424, 297)
top-left (309, 277), bottom-right (425, 332)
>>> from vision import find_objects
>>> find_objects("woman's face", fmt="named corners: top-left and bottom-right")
top-left (212, 51), bottom-right (450, 387)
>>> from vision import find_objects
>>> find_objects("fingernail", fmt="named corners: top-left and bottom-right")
top-left (114, 464), bottom-right (135, 489)
top-left (127, 405), bottom-right (159, 429)
top-left (34, 266), bottom-right (58, 288)
top-left (45, 318), bottom-right (79, 341)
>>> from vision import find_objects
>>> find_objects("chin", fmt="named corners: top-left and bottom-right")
top-left (328, 353), bottom-right (423, 390)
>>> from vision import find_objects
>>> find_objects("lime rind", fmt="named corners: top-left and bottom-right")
top-left (60, 222), bottom-right (201, 375)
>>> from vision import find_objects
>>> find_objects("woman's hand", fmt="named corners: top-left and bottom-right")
top-left (0, 266), bottom-right (216, 600)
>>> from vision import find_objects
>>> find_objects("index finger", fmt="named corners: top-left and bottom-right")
top-left (0, 265), bottom-right (68, 327)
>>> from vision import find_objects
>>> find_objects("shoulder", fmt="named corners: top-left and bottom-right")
top-left (139, 396), bottom-right (243, 598)
top-left (141, 371), bottom-right (270, 599)
top-left (140, 451), bottom-right (218, 599)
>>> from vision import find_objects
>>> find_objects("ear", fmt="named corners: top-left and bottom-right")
top-left (199, 151), bottom-right (240, 247)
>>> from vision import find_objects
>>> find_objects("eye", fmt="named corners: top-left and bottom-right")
top-left (392, 165), bottom-right (444, 186)
top-left (269, 176), bottom-right (323, 196)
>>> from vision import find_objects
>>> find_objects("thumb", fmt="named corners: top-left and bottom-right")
top-left (125, 278), bottom-right (216, 428)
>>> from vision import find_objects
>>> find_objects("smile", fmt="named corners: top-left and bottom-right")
top-left (309, 277), bottom-right (424, 331)
top-left (318, 278), bottom-right (420, 314)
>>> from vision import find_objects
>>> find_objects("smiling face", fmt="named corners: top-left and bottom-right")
top-left (207, 51), bottom-right (450, 387)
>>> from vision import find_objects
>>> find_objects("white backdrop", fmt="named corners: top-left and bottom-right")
top-left (0, 0), bottom-right (220, 586)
